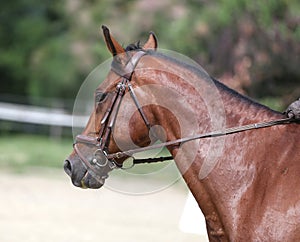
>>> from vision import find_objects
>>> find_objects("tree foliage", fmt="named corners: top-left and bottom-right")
top-left (0, 0), bottom-right (299, 109)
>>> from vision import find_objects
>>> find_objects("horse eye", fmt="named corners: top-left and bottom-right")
top-left (95, 92), bottom-right (107, 103)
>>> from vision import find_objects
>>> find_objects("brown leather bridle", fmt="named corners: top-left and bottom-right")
top-left (73, 50), bottom-right (299, 184)
top-left (73, 50), bottom-right (153, 183)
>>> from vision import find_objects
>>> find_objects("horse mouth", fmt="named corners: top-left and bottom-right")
top-left (64, 159), bottom-right (104, 189)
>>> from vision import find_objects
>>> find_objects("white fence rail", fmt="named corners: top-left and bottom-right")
top-left (0, 102), bottom-right (88, 137)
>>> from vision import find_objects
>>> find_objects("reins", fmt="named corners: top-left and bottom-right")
top-left (107, 117), bottom-right (298, 163)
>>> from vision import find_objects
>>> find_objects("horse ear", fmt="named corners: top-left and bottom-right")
top-left (101, 25), bottom-right (125, 56)
top-left (143, 32), bottom-right (158, 50)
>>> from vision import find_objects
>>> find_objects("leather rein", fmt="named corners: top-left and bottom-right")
top-left (73, 50), bottom-right (299, 183)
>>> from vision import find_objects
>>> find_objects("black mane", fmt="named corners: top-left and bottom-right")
top-left (125, 41), bottom-right (142, 52)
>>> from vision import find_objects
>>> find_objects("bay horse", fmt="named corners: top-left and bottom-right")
top-left (64, 26), bottom-right (300, 241)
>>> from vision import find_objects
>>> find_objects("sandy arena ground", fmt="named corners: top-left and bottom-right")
top-left (0, 170), bottom-right (208, 242)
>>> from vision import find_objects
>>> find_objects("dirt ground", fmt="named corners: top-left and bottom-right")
top-left (0, 170), bottom-right (208, 242)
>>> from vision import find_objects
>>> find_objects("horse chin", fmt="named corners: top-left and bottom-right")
top-left (80, 171), bottom-right (105, 189)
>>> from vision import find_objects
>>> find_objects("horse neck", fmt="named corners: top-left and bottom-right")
top-left (136, 54), bottom-right (286, 239)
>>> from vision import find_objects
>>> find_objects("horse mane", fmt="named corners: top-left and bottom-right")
top-left (211, 77), bottom-right (280, 112)
top-left (125, 42), bottom-right (142, 52)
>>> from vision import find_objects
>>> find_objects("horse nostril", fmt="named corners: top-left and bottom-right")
top-left (64, 160), bottom-right (72, 176)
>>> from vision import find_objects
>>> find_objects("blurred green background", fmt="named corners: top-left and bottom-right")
top-left (0, 0), bottom-right (299, 171)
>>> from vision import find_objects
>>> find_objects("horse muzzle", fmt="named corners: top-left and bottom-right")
top-left (64, 160), bottom-right (105, 189)
top-left (64, 151), bottom-right (110, 189)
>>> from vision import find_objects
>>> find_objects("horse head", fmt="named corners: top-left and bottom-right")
top-left (64, 26), bottom-right (160, 189)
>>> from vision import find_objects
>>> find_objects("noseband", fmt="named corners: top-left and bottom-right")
top-left (73, 50), bottom-right (299, 185)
